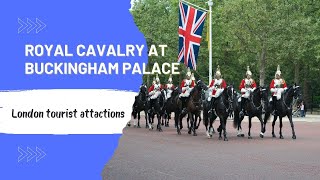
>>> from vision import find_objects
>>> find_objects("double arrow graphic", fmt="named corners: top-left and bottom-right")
top-left (18, 147), bottom-right (46, 162)
top-left (18, 18), bottom-right (46, 34)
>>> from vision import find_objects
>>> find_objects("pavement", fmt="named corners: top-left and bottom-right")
top-left (103, 115), bottom-right (320, 180)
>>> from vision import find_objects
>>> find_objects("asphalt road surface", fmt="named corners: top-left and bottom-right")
top-left (103, 115), bottom-right (320, 180)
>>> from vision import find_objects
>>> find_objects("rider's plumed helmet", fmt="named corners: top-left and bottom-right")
top-left (215, 65), bottom-right (221, 77)
top-left (275, 65), bottom-right (281, 78)
top-left (152, 77), bottom-right (156, 85)
top-left (246, 66), bottom-right (252, 76)
top-left (155, 74), bottom-right (160, 83)
top-left (168, 74), bottom-right (173, 83)
top-left (186, 67), bottom-right (191, 78)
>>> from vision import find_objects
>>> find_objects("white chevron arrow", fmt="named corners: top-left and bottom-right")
top-left (17, 18), bottom-right (46, 33)
top-left (36, 18), bottom-right (46, 33)
top-left (36, 147), bottom-right (46, 162)
top-left (27, 18), bottom-right (36, 33)
top-left (18, 18), bottom-right (28, 33)
top-left (27, 147), bottom-right (37, 162)
top-left (18, 147), bottom-right (28, 162)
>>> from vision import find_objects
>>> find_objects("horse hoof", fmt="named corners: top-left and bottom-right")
top-left (260, 134), bottom-right (264, 138)
top-left (241, 134), bottom-right (245, 137)
top-left (137, 125), bottom-right (141, 128)
top-left (280, 136), bottom-right (284, 139)
top-left (178, 131), bottom-right (181, 135)
top-left (219, 136), bottom-right (222, 140)
top-left (224, 137), bottom-right (228, 141)
top-left (237, 134), bottom-right (241, 137)
top-left (248, 136), bottom-right (252, 139)
top-left (272, 134), bottom-right (276, 138)
top-left (292, 135), bottom-right (296, 139)
top-left (145, 125), bottom-right (148, 129)
top-left (193, 133), bottom-right (197, 136)
top-left (127, 123), bottom-right (131, 127)
top-left (161, 123), bottom-right (164, 126)
top-left (188, 130), bottom-right (191, 134)
top-left (159, 129), bottom-right (163, 132)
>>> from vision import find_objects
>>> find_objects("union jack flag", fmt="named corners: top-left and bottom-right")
top-left (178, 1), bottom-right (207, 70)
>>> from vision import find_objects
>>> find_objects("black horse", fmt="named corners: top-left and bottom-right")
top-left (130, 85), bottom-right (148, 128)
top-left (206, 86), bottom-right (233, 141)
top-left (233, 86), bottom-right (269, 139)
top-left (264, 85), bottom-right (302, 139)
top-left (176, 80), bottom-right (206, 136)
top-left (163, 87), bottom-right (180, 127)
top-left (147, 89), bottom-right (166, 132)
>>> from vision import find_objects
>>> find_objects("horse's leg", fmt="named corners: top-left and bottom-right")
top-left (179, 111), bottom-right (187, 130)
top-left (148, 112), bottom-right (152, 130)
top-left (272, 116), bottom-right (277, 138)
top-left (187, 113), bottom-right (192, 134)
top-left (165, 111), bottom-right (169, 127)
top-left (194, 113), bottom-right (198, 136)
top-left (192, 113), bottom-right (197, 136)
top-left (279, 117), bottom-right (284, 139)
top-left (248, 116), bottom-right (252, 139)
top-left (221, 114), bottom-right (228, 141)
top-left (187, 115), bottom-right (190, 130)
top-left (196, 114), bottom-right (201, 129)
top-left (238, 117), bottom-right (245, 137)
top-left (144, 110), bottom-right (148, 129)
top-left (161, 111), bottom-right (165, 126)
top-left (209, 114), bottom-right (215, 138)
top-left (137, 112), bottom-right (141, 128)
top-left (288, 114), bottom-right (296, 139)
top-left (204, 113), bottom-right (210, 138)
top-left (259, 115), bottom-right (264, 138)
top-left (175, 111), bottom-right (181, 135)
top-left (157, 114), bottom-right (162, 132)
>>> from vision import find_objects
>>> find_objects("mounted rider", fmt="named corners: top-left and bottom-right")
top-left (165, 74), bottom-right (175, 100)
top-left (179, 68), bottom-right (195, 114)
top-left (270, 65), bottom-right (288, 115)
top-left (148, 74), bottom-right (163, 112)
top-left (239, 66), bottom-right (257, 117)
top-left (208, 65), bottom-right (227, 113)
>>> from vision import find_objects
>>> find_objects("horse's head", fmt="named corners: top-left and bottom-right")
top-left (171, 87), bottom-right (180, 97)
top-left (196, 79), bottom-right (208, 91)
top-left (293, 84), bottom-right (302, 100)
top-left (139, 84), bottom-right (147, 95)
top-left (259, 86), bottom-right (269, 102)
top-left (249, 87), bottom-right (261, 101)
top-left (226, 84), bottom-right (236, 100)
top-left (189, 79), bottom-right (206, 100)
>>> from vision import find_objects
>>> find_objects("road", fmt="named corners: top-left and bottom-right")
top-left (103, 115), bottom-right (320, 180)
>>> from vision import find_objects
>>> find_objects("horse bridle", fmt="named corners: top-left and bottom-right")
top-left (283, 86), bottom-right (300, 110)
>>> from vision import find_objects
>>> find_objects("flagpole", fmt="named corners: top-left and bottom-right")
top-left (208, 0), bottom-right (213, 85)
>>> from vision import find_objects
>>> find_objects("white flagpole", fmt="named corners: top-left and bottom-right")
top-left (208, 0), bottom-right (213, 85)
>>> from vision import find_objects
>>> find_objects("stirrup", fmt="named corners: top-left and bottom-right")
top-left (239, 111), bottom-right (244, 117)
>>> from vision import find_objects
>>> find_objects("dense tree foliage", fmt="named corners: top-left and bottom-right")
top-left (131, 0), bottom-right (320, 109)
